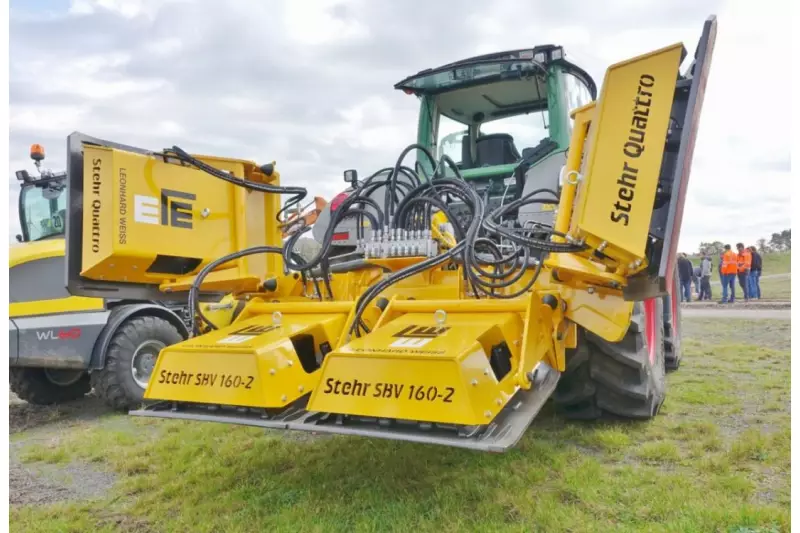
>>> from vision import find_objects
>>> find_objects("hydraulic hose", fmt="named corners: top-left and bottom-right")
top-left (163, 146), bottom-right (307, 223)
top-left (188, 245), bottom-right (282, 335)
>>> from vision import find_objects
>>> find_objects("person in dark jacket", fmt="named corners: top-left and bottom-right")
top-left (677, 253), bottom-right (694, 302)
top-left (748, 246), bottom-right (762, 299)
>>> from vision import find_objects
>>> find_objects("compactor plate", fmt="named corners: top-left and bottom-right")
top-left (145, 309), bottom-right (347, 408)
top-left (131, 362), bottom-right (559, 453)
top-left (307, 311), bottom-right (527, 426)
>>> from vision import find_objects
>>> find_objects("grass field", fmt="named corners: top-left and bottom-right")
top-left (757, 253), bottom-right (791, 300)
top-left (9, 318), bottom-right (791, 533)
top-left (687, 252), bottom-right (790, 275)
top-left (758, 274), bottom-right (792, 300)
top-left (763, 252), bottom-right (791, 274)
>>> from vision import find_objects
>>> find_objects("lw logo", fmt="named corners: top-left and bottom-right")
top-left (134, 188), bottom-right (196, 229)
top-left (389, 325), bottom-right (449, 348)
top-left (36, 328), bottom-right (81, 341)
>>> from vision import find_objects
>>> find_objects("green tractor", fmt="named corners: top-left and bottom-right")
top-left (314, 45), bottom-right (596, 248)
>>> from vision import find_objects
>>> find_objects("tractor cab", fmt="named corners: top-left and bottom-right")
top-left (14, 144), bottom-right (67, 243)
top-left (396, 46), bottom-right (595, 221)
top-left (312, 46), bottom-right (597, 249)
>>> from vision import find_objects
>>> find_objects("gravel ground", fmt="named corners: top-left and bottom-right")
top-left (683, 308), bottom-right (791, 320)
top-left (682, 300), bottom-right (790, 310)
top-left (9, 458), bottom-right (116, 506)
top-left (9, 391), bottom-right (111, 434)
top-left (9, 392), bottom-right (120, 507)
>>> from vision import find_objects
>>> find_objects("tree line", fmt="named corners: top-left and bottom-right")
top-left (696, 229), bottom-right (790, 256)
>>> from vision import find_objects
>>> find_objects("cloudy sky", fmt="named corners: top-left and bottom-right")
top-left (8, 0), bottom-right (791, 252)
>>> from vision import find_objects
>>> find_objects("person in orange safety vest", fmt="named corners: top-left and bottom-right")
top-left (736, 243), bottom-right (752, 301)
top-left (719, 244), bottom-right (738, 303)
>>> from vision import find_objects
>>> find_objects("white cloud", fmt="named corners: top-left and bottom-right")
top-left (282, 0), bottom-right (370, 46)
top-left (8, 0), bottom-right (790, 255)
top-left (68, 0), bottom-right (182, 20)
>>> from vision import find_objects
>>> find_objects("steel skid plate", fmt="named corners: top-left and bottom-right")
top-left (130, 361), bottom-right (559, 453)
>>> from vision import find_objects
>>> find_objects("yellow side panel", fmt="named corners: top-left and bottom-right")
top-left (81, 145), bottom-right (240, 283)
top-left (559, 285), bottom-right (634, 343)
top-left (9, 239), bottom-right (65, 268)
top-left (10, 297), bottom-right (104, 318)
top-left (573, 43), bottom-right (683, 261)
top-left (316, 355), bottom-right (489, 425)
top-left (147, 350), bottom-right (267, 408)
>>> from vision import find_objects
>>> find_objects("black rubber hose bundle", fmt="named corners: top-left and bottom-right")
top-left (171, 139), bottom-right (589, 334)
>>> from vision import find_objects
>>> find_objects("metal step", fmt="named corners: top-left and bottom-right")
top-left (130, 362), bottom-right (560, 453)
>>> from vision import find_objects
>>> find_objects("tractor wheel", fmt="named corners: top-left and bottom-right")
top-left (663, 269), bottom-right (682, 372)
top-left (91, 316), bottom-right (183, 411)
top-left (553, 299), bottom-right (667, 420)
top-left (10, 367), bottom-right (91, 405)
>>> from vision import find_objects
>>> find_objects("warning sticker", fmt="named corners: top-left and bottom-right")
top-left (387, 324), bottom-right (449, 348)
top-left (216, 324), bottom-right (279, 344)
top-left (217, 335), bottom-right (251, 344)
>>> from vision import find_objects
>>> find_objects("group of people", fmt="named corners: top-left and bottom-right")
top-left (677, 244), bottom-right (763, 303)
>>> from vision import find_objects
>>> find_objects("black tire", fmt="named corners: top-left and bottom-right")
top-left (663, 269), bottom-right (682, 372)
top-left (553, 300), bottom-right (667, 420)
top-left (10, 367), bottom-right (91, 405)
top-left (91, 316), bottom-right (184, 411)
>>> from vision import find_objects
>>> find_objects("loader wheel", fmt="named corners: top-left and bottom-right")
top-left (10, 367), bottom-right (91, 405)
top-left (91, 316), bottom-right (183, 411)
top-left (553, 299), bottom-right (666, 420)
top-left (663, 269), bottom-right (682, 372)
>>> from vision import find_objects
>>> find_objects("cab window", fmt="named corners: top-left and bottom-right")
top-left (479, 110), bottom-right (548, 154)
top-left (436, 114), bottom-right (468, 165)
top-left (20, 184), bottom-right (66, 241)
top-left (563, 72), bottom-right (593, 131)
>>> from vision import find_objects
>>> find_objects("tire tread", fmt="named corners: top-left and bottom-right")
top-left (554, 301), bottom-right (666, 420)
top-left (10, 368), bottom-right (90, 405)
top-left (91, 316), bottom-right (182, 411)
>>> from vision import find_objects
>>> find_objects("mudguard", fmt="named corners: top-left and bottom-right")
top-left (89, 303), bottom-right (189, 370)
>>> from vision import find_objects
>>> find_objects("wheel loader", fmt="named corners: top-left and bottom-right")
top-left (60, 16), bottom-right (714, 452)
top-left (9, 144), bottom-right (202, 409)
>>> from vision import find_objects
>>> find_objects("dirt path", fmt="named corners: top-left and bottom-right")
top-left (683, 308), bottom-right (791, 320)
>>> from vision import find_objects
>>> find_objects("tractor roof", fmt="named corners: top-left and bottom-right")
top-left (394, 46), bottom-right (596, 126)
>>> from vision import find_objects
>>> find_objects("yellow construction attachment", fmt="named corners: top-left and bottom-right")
top-left (62, 16), bottom-right (717, 452)
top-left (146, 301), bottom-right (352, 408)
top-left (569, 43), bottom-right (685, 273)
top-left (309, 297), bottom-right (551, 426)
top-left (79, 142), bottom-right (282, 295)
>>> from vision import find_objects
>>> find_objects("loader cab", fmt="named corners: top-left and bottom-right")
top-left (395, 46), bottom-right (596, 219)
top-left (17, 175), bottom-right (67, 243)
top-left (14, 144), bottom-right (67, 243)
